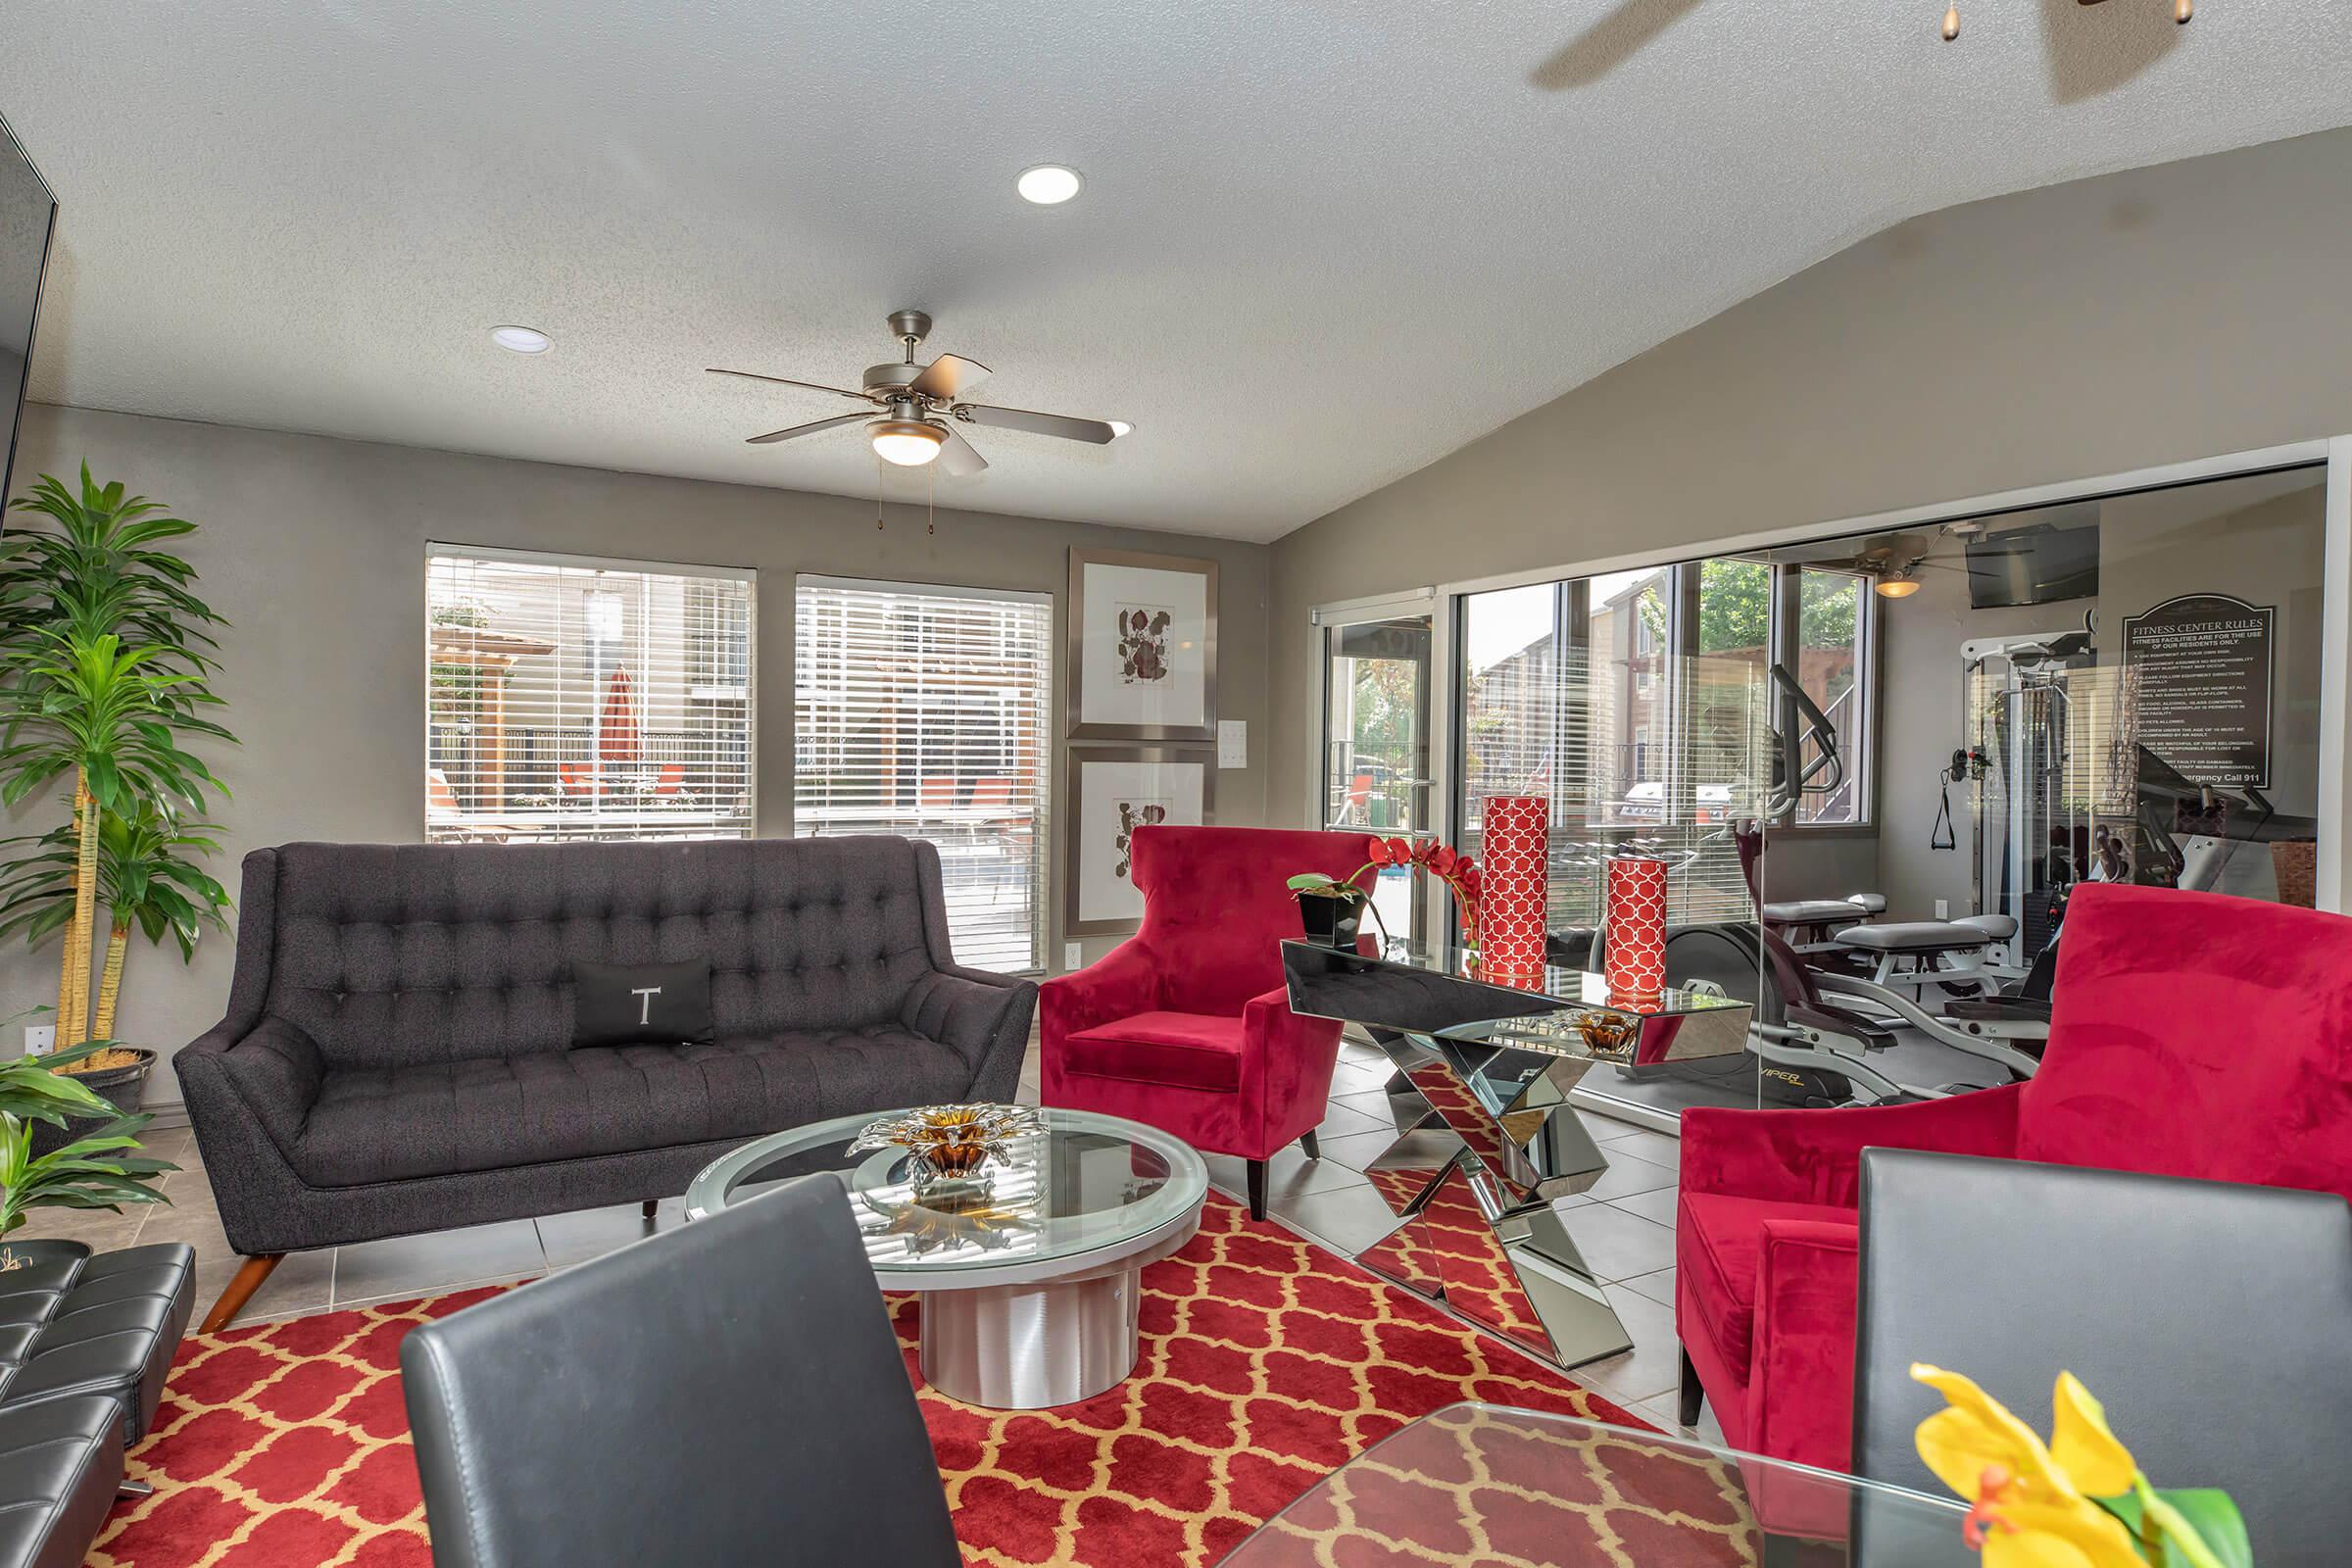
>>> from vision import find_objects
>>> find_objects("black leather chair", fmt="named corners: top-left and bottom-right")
top-left (1854, 1149), bottom-right (2352, 1564)
top-left (400, 1173), bottom-right (958, 1568)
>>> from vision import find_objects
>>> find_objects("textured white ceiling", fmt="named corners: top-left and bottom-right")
top-left (4, 1), bottom-right (2349, 543)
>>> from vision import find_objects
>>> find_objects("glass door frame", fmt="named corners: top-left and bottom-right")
top-left (1308, 589), bottom-right (1449, 945)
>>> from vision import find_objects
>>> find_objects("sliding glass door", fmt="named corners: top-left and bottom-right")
top-left (1319, 608), bottom-right (1434, 945)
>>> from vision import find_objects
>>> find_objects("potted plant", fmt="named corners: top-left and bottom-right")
top-left (0, 1035), bottom-right (174, 1270)
top-left (1288, 835), bottom-right (1484, 951)
top-left (0, 468), bottom-right (233, 1121)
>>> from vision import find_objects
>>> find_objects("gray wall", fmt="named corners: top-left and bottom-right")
top-left (1267, 124), bottom-right (2352, 826)
top-left (4, 404), bottom-right (1273, 1105)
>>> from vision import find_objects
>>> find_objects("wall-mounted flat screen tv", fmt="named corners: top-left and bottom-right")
top-left (1965, 521), bottom-right (2100, 610)
top-left (0, 112), bottom-right (57, 517)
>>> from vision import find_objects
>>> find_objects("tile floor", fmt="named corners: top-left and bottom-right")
top-left (50, 1031), bottom-right (1722, 1446)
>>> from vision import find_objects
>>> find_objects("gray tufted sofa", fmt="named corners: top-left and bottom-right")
top-left (176, 836), bottom-right (1036, 1330)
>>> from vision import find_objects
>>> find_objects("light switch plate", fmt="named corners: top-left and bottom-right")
top-left (1216, 719), bottom-right (1248, 769)
top-left (1934, 899), bottom-right (1949, 919)
top-left (1064, 942), bottom-right (1083, 971)
top-left (24, 1025), bottom-right (54, 1056)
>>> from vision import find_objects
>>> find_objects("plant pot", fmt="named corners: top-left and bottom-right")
top-left (1297, 892), bottom-right (1365, 950)
top-left (29, 1047), bottom-right (157, 1159)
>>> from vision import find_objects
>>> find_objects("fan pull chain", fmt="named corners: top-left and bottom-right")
top-left (1944, 0), bottom-right (2187, 39)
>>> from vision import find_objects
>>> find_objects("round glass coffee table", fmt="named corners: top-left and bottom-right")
top-left (684, 1105), bottom-right (1206, 1410)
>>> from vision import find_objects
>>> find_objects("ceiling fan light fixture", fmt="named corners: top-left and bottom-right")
top-left (1016, 165), bottom-right (1084, 206)
top-left (872, 419), bottom-right (946, 466)
top-left (1108, 420), bottom-right (1133, 438)
top-left (1876, 575), bottom-right (1923, 600)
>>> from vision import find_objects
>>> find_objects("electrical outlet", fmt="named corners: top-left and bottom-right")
top-left (1934, 899), bottom-right (1949, 919)
top-left (1064, 941), bottom-right (1084, 971)
top-left (23, 1025), bottom-right (54, 1056)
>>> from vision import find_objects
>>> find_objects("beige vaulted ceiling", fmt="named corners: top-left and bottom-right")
top-left (4, 2), bottom-right (2349, 543)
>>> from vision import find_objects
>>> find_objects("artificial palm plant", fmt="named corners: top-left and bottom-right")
top-left (0, 1036), bottom-right (173, 1246)
top-left (0, 804), bottom-right (231, 1039)
top-left (0, 468), bottom-right (232, 1053)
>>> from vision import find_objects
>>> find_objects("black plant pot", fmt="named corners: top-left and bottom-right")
top-left (29, 1048), bottom-right (157, 1159)
top-left (1297, 892), bottom-right (1365, 951)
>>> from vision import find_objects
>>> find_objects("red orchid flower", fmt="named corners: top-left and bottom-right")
top-left (1428, 845), bottom-right (1459, 876)
top-left (1385, 836), bottom-right (1416, 866)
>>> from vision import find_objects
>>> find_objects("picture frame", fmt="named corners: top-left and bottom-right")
top-left (1067, 548), bottom-right (1218, 741)
top-left (1064, 745), bottom-right (1214, 935)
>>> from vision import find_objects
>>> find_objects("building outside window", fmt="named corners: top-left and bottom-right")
top-left (425, 546), bottom-right (756, 843)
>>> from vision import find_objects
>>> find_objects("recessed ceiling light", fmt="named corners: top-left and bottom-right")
top-left (1107, 420), bottom-right (1133, 438)
top-left (1016, 165), bottom-right (1083, 206)
top-left (490, 324), bottom-right (552, 354)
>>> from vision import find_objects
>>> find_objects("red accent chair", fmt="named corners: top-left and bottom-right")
top-left (1677, 882), bottom-right (2352, 1475)
top-left (1041, 825), bottom-right (1375, 1219)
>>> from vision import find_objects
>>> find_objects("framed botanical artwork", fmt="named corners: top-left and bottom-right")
top-left (1067, 548), bottom-right (1218, 741)
top-left (1065, 746), bottom-right (1214, 934)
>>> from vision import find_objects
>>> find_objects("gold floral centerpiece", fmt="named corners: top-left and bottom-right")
top-left (849, 1103), bottom-right (1046, 1194)
top-left (1911, 1364), bottom-right (2249, 1567)
top-left (1568, 1007), bottom-right (1641, 1059)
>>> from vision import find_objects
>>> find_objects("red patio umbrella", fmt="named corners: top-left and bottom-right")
top-left (596, 666), bottom-right (641, 765)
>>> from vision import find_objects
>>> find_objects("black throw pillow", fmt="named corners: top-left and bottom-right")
top-left (572, 958), bottom-right (715, 1048)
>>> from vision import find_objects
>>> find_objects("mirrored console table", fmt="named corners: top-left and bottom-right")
top-left (1282, 938), bottom-right (1752, 1369)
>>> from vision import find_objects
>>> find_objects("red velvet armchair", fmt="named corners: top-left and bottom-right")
top-left (1041, 825), bottom-right (1374, 1218)
top-left (1678, 882), bottom-right (2352, 1475)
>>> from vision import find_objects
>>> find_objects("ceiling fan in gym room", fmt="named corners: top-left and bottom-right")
top-left (1811, 531), bottom-right (1966, 600)
top-left (707, 311), bottom-right (1131, 475)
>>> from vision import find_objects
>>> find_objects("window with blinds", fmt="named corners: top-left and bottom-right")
top-left (794, 576), bottom-right (1052, 973)
top-left (1457, 565), bottom-right (1772, 931)
top-left (425, 546), bottom-right (756, 843)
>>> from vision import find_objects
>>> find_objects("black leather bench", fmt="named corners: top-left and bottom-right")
top-left (0, 1241), bottom-right (197, 1568)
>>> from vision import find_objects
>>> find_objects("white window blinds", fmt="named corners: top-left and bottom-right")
top-left (426, 546), bottom-right (756, 844)
top-left (795, 576), bottom-right (1052, 973)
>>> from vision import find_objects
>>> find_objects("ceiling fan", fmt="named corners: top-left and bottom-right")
top-left (1808, 531), bottom-right (1966, 599)
top-left (707, 310), bottom-right (1131, 476)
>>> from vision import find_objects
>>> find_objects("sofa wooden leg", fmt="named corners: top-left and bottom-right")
top-left (1246, 1158), bottom-right (1269, 1221)
top-left (1298, 1130), bottom-right (1321, 1160)
top-left (201, 1253), bottom-right (285, 1334)
top-left (641, 1200), bottom-right (659, 1220)
top-left (1678, 1345), bottom-right (1705, 1428)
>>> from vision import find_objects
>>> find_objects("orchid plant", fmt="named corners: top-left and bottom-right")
top-left (1912, 1364), bottom-right (2248, 1568)
top-left (1287, 835), bottom-right (1483, 949)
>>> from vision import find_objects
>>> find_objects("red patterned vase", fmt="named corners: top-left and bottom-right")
top-left (1603, 856), bottom-right (1669, 1005)
top-left (1478, 796), bottom-right (1549, 977)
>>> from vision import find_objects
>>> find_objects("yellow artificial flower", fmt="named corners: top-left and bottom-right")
top-left (1910, 1365), bottom-right (2144, 1568)
top-left (2048, 1372), bottom-right (2137, 1497)
top-left (1972, 1493), bottom-right (2148, 1568)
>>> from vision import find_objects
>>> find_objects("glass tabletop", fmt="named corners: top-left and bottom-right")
top-left (682, 1105), bottom-right (1209, 1285)
top-left (1222, 1404), bottom-right (1968, 1568)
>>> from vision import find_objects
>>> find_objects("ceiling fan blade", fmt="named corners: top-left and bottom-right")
top-left (907, 353), bottom-right (992, 401)
top-left (957, 403), bottom-right (1122, 444)
top-left (935, 422), bottom-right (989, 477)
top-left (746, 413), bottom-right (871, 446)
top-left (708, 367), bottom-right (869, 402)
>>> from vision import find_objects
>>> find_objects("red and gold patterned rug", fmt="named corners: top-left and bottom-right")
top-left (88, 1195), bottom-right (1642, 1568)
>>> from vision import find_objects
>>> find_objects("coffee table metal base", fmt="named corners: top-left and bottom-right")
top-left (917, 1265), bottom-right (1142, 1409)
